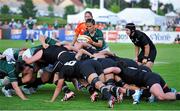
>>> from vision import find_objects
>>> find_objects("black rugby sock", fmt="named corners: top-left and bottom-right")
top-left (126, 89), bottom-right (135, 96)
top-left (5, 83), bottom-right (13, 90)
top-left (141, 89), bottom-right (151, 98)
top-left (115, 80), bottom-right (125, 87)
top-left (86, 84), bottom-right (95, 95)
top-left (176, 94), bottom-right (180, 100)
top-left (62, 82), bottom-right (71, 93)
top-left (100, 86), bottom-right (112, 100)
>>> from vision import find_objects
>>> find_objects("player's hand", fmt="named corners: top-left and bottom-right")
top-left (142, 58), bottom-right (147, 64)
top-left (84, 36), bottom-right (93, 44)
top-left (134, 57), bottom-right (138, 63)
top-left (43, 43), bottom-right (49, 49)
top-left (22, 98), bottom-right (29, 100)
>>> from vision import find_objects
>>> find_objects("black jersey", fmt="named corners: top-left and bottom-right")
top-left (117, 63), bottom-right (164, 88)
top-left (79, 59), bottom-right (103, 79)
top-left (57, 51), bottom-right (76, 64)
top-left (109, 56), bottom-right (152, 72)
top-left (41, 45), bottom-right (68, 64)
top-left (97, 58), bottom-right (116, 69)
top-left (130, 30), bottom-right (156, 51)
top-left (109, 56), bottom-right (138, 68)
top-left (58, 60), bottom-right (82, 80)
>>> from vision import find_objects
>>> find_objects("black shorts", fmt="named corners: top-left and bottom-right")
top-left (79, 59), bottom-right (103, 79)
top-left (138, 49), bottom-right (157, 63)
top-left (145, 72), bottom-right (166, 89)
top-left (0, 70), bottom-right (6, 79)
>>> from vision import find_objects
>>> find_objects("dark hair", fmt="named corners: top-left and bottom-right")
top-left (15, 60), bottom-right (33, 73)
top-left (85, 11), bottom-right (93, 17)
top-left (125, 23), bottom-right (136, 31)
top-left (86, 18), bottom-right (95, 25)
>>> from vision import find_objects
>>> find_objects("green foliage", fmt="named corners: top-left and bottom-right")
top-left (163, 3), bottom-right (174, 13)
top-left (64, 5), bottom-right (75, 19)
top-left (157, 2), bottom-right (174, 16)
top-left (157, 8), bottom-right (165, 16)
top-left (109, 3), bottom-right (120, 13)
top-left (37, 17), bottom-right (66, 27)
top-left (0, 5), bottom-right (10, 14)
top-left (138, 0), bottom-right (150, 8)
top-left (20, 0), bottom-right (37, 18)
top-left (48, 4), bottom-right (54, 17)
top-left (0, 14), bottom-right (24, 23)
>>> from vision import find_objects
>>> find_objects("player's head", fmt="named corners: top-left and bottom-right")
top-left (84, 11), bottom-right (93, 21)
top-left (15, 60), bottom-right (33, 74)
top-left (125, 23), bottom-right (136, 36)
top-left (85, 18), bottom-right (95, 33)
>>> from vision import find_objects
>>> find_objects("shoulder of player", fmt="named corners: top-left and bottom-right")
top-left (77, 22), bottom-right (85, 27)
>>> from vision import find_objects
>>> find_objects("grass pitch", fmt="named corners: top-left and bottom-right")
top-left (0, 40), bottom-right (180, 110)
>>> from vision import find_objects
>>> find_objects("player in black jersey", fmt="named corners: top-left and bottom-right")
top-left (125, 23), bottom-right (157, 69)
top-left (104, 62), bottom-right (180, 102)
top-left (109, 55), bottom-right (152, 73)
top-left (50, 59), bottom-right (116, 108)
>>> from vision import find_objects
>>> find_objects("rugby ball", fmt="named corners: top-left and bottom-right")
top-left (77, 35), bottom-right (91, 43)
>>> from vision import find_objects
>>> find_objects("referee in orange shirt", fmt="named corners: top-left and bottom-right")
top-left (72, 11), bottom-right (93, 46)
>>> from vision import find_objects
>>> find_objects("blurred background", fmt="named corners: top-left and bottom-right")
top-left (0, 0), bottom-right (179, 43)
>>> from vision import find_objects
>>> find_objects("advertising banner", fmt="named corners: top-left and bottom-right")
top-left (0, 29), bottom-right (2, 39)
top-left (7, 29), bottom-right (180, 44)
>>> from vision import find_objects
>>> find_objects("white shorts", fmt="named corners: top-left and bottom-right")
top-left (99, 47), bottom-right (110, 52)
top-left (22, 49), bottom-right (32, 58)
top-left (26, 29), bottom-right (34, 36)
top-left (3, 48), bottom-right (15, 62)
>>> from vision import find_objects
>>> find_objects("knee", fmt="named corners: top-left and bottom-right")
top-left (156, 94), bottom-right (166, 100)
top-left (41, 75), bottom-right (49, 83)
top-left (23, 76), bottom-right (33, 83)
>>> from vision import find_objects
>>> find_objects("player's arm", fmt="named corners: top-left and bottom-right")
top-left (75, 48), bottom-right (93, 60)
top-left (99, 50), bottom-right (115, 56)
top-left (135, 45), bottom-right (140, 62)
top-left (72, 24), bottom-right (81, 46)
top-left (103, 67), bottom-right (121, 75)
top-left (50, 78), bottom-right (64, 102)
top-left (39, 35), bottom-right (49, 49)
top-left (72, 33), bottom-right (79, 46)
top-left (142, 44), bottom-right (150, 64)
top-left (23, 50), bottom-right (43, 64)
top-left (144, 44), bottom-right (150, 58)
top-left (64, 44), bottom-right (79, 52)
top-left (11, 81), bottom-right (28, 100)
top-left (91, 40), bottom-right (103, 48)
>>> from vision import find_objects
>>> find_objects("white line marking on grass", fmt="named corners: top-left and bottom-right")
top-left (154, 61), bottom-right (169, 65)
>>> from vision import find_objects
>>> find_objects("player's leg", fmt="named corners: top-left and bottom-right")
top-left (87, 73), bottom-right (115, 108)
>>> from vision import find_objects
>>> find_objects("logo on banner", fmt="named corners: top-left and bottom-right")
top-left (107, 31), bottom-right (118, 42)
top-left (11, 29), bottom-right (22, 39)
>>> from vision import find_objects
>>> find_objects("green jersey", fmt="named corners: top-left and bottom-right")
top-left (0, 60), bottom-right (18, 82)
top-left (53, 22), bottom-right (60, 29)
top-left (13, 48), bottom-right (20, 60)
top-left (27, 20), bottom-right (34, 29)
top-left (2, 48), bottom-right (21, 63)
top-left (45, 37), bottom-right (57, 45)
top-left (84, 28), bottom-right (108, 51)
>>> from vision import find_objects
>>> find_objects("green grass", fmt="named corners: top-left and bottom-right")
top-left (0, 40), bottom-right (180, 110)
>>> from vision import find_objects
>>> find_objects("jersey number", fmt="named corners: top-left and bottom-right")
top-left (64, 61), bottom-right (76, 66)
